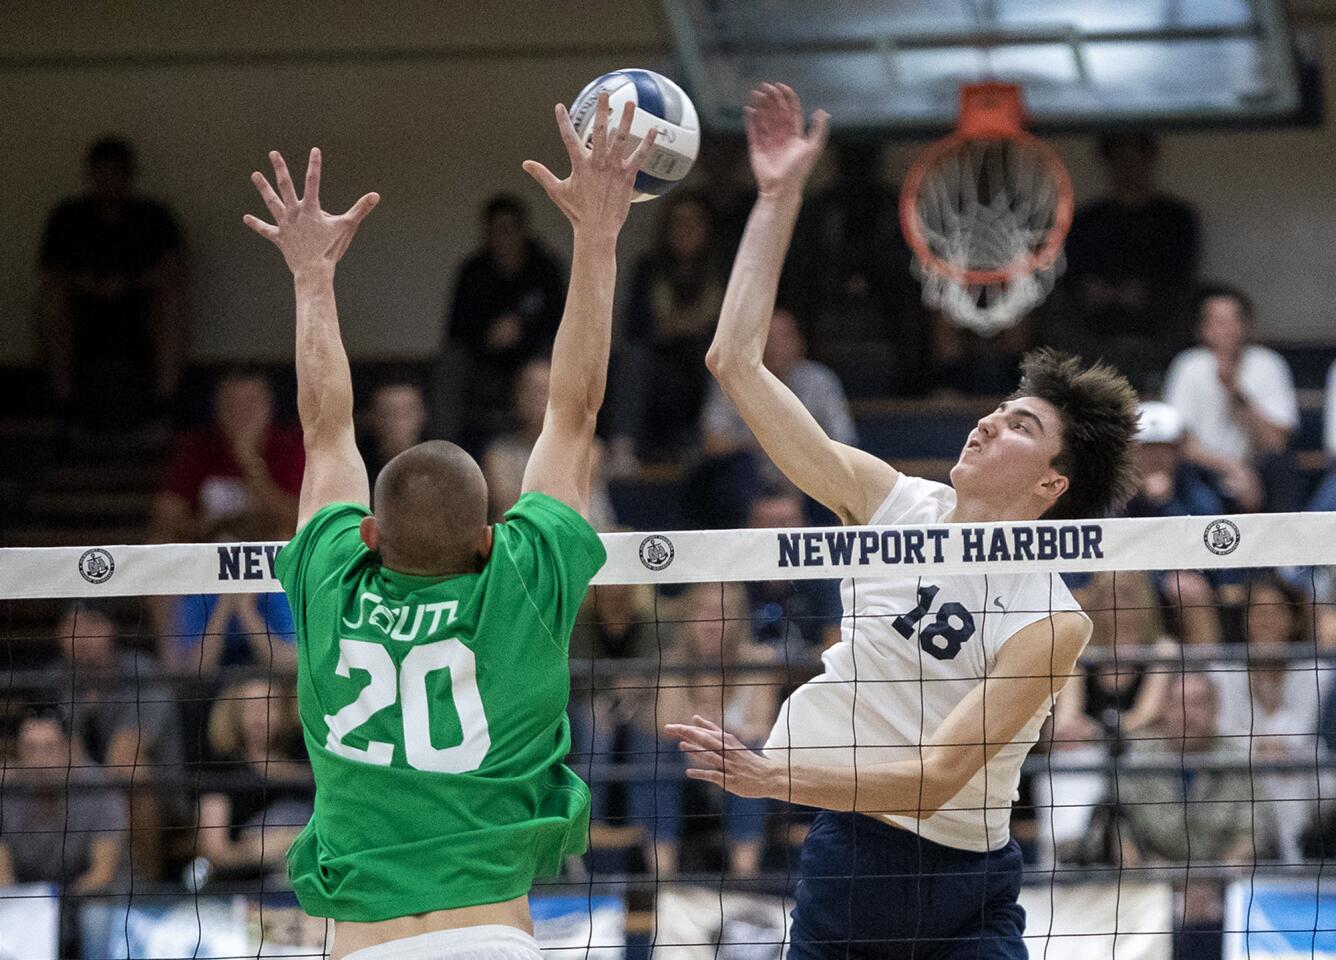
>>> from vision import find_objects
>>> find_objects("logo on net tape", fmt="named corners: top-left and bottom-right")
top-left (638, 535), bottom-right (675, 572)
top-left (1203, 518), bottom-right (1241, 556)
top-left (78, 548), bottom-right (115, 584)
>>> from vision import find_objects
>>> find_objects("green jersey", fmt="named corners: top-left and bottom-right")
top-left (275, 491), bottom-right (605, 921)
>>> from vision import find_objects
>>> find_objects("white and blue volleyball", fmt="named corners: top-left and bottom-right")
top-left (570, 69), bottom-right (700, 202)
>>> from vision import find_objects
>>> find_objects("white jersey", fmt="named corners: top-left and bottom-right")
top-left (764, 474), bottom-right (1087, 852)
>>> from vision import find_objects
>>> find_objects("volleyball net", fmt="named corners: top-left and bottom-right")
top-left (2, 510), bottom-right (1336, 959)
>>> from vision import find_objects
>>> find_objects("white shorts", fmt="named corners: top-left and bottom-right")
top-left (342, 926), bottom-right (542, 960)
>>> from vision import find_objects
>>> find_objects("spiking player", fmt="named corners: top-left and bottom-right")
top-left (667, 84), bottom-right (1140, 958)
top-left (244, 94), bottom-right (654, 960)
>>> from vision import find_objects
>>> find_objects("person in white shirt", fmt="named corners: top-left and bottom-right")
top-left (665, 83), bottom-right (1140, 959)
top-left (1161, 286), bottom-right (1298, 512)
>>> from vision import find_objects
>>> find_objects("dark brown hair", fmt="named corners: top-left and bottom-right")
top-left (1011, 349), bottom-right (1140, 520)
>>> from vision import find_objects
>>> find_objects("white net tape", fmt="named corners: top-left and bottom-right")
top-left (2, 511), bottom-right (1333, 599)
top-left (911, 138), bottom-right (1066, 336)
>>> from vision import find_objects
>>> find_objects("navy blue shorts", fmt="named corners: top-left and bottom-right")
top-left (787, 811), bottom-right (1027, 959)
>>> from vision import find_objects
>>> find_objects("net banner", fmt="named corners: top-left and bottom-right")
top-left (2, 511), bottom-right (1332, 598)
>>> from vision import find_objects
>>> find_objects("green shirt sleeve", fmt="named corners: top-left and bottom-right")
top-left (493, 492), bottom-right (607, 652)
top-left (275, 502), bottom-right (371, 633)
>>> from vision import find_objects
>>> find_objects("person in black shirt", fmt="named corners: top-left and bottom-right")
top-left (1044, 132), bottom-right (1198, 392)
top-left (38, 136), bottom-right (190, 428)
top-left (433, 194), bottom-right (565, 449)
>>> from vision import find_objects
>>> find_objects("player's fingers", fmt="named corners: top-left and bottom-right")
top-left (778, 83), bottom-right (803, 131)
top-left (623, 125), bottom-right (657, 175)
top-left (807, 108), bottom-right (831, 150)
top-left (590, 91), bottom-right (611, 158)
top-left (522, 159), bottom-right (564, 199)
top-left (691, 714), bottom-right (723, 733)
top-left (684, 768), bottom-right (725, 788)
top-left (251, 171), bottom-right (284, 220)
top-left (343, 191), bottom-right (380, 226)
top-left (242, 214), bottom-right (279, 241)
top-left (554, 104), bottom-right (585, 165)
top-left (270, 151), bottom-right (299, 206)
top-left (612, 98), bottom-right (635, 153)
top-left (303, 147), bottom-right (321, 207)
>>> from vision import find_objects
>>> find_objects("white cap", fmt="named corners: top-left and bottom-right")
top-left (1136, 401), bottom-right (1184, 445)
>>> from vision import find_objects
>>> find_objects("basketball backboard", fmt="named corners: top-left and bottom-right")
top-left (662, 0), bottom-right (1310, 132)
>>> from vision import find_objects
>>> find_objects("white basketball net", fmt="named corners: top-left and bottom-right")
top-left (910, 138), bottom-right (1065, 336)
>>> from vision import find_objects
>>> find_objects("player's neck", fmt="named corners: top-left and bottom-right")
top-left (946, 492), bottom-right (1045, 525)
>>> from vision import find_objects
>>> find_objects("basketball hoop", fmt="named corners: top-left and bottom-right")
top-left (900, 83), bottom-right (1074, 336)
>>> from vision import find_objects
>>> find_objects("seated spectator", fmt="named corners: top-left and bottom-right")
top-left (626, 583), bottom-right (778, 878)
top-left (691, 308), bottom-right (856, 528)
top-left (1213, 572), bottom-right (1327, 863)
top-left (1116, 670), bottom-right (1277, 863)
top-left (51, 602), bottom-right (184, 786)
top-left (433, 194), bottom-right (565, 449)
top-left (1115, 671), bottom-right (1280, 958)
top-left (150, 367), bottom-right (303, 543)
top-left (1162, 285), bottom-right (1299, 512)
top-left (1047, 131), bottom-right (1198, 391)
top-left (194, 678), bottom-right (312, 879)
top-left (38, 135), bottom-right (190, 429)
top-left (360, 380), bottom-right (428, 485)
top-left (1125, 401), bottom-right (1229, 645)
top-left (0, 710), bottom-right (128, 896)
top-left (1044, 571), bottom-right (1177, 860)
top-left (743, 486), bottom-right (842, 656)
top-left (609, 192), bottom-right (726, 474)
top-left (482, 356), bottom-right (615, 528)
top-left (168, 512), bottom-right (296, 675)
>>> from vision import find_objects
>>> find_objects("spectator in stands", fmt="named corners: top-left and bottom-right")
top-left (608, 191), bottom-right (726, 474)
top-left (1213, 572), bottom-right (1326, 863)
top-left (194, 678), bottom-right (312, 879)
top-left (481, 356), bottom-right (615, 527)
top-left (692, 307), bottom-right (856, 528)
top-left (360, 380), bottom-right (428, 485)
top-left (1303, 359), bottom-right (1336, 518)
top-left (167, 512), bottom-right (296, 675)
top-left (37, 135), bottom-right (190, 430)
top-left (150, 367), bottom-right (304, 543)
top-left (628, 583), bottom-right (777, 877)
top-left (1163, 285), bottom-right (1300, 513)
top-left (52, 602), bottom-right (184, 784)
top-left (1116, 671), bottom-right (1280, 959)
top-left (1125, 401), bottom-right (1229, 646)
top-left (1045, 571), bottom-right (1178, 861)
top-left (0, 710), bottom-right (128, 895)
top-left (744, 486), bottom-right (842, 655)
top-left (1052, 131), bottom-right (1198, 391)
top-left (567, 583), bottom-right (658, 854)
top-left (434, 193), bottom-right (565, 448)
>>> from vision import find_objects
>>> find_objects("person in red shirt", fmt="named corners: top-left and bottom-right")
top-left (150, 367), bottom-right (304, 544)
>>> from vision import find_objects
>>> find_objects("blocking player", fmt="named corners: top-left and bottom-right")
top-left (244, 94), bottom-right (654, 960)
top-left (666, 84), bottom-right (1140, 958)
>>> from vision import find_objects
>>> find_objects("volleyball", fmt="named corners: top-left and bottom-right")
top-left (569, 68), bottom-right (700, 202)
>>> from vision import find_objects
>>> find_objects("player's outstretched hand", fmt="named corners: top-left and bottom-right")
top-left (746, 82), bottom-right (829, 199)
top-left (244, 148), bottom-right (379, 276)
top-left (523, 92), bottom-right (657, 237)
top-left (665, 715), bottom-right (779, 800)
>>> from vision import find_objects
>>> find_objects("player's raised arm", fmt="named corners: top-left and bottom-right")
top-left (244, 149), bottom-right (379, 530)
top-left (708, 84), bottom-right (897, 526)
top-left (519, 94), bottom-right (656, 515)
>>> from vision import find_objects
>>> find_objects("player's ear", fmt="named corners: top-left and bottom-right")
top-left (359, 515), bottom-right (380, 552)
top-left (1037, 469), bottom-right (1069, 508)
top-left (477, 525), bottom-right (494, 566)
